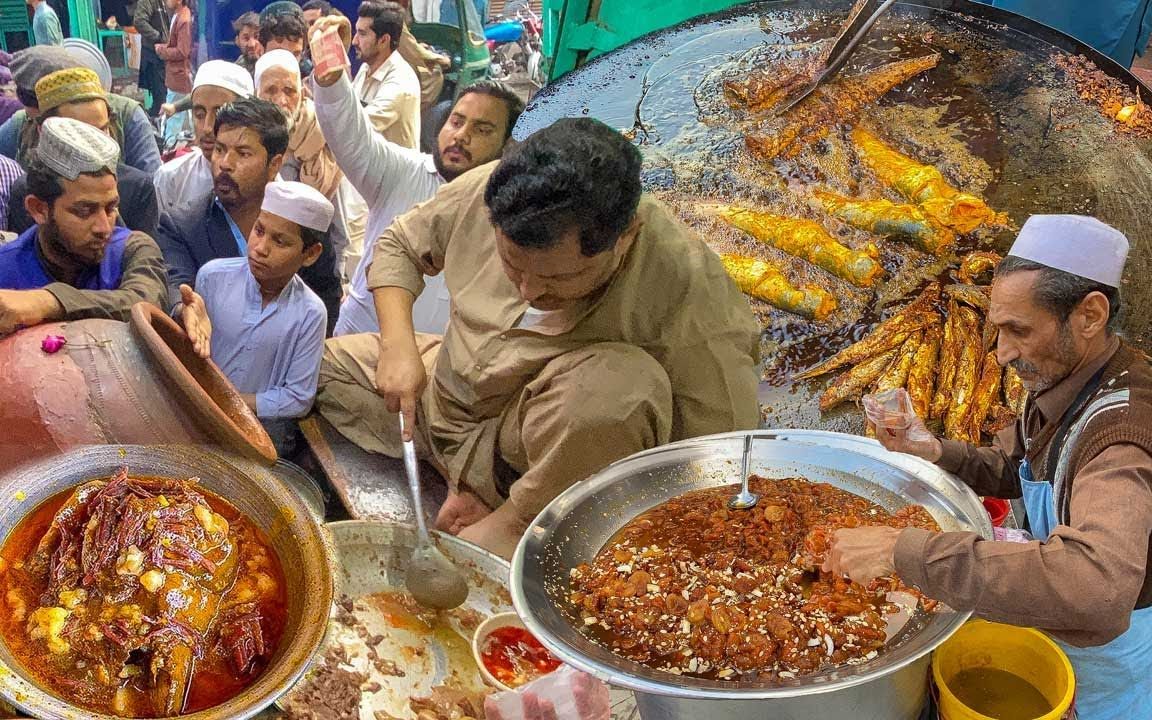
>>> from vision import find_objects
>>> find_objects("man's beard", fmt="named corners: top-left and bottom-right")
top-left (278, 104), bottom-right (299, 135)
top-left (42, 214), bottom-right (103, 268)
top-left (432, 143), bottom-right (473, 182)
top-left (1010, 322), bottom-right (1080, 393)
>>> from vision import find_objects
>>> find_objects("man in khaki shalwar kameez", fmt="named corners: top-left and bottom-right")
top-left (317, 118), bottom-right (762, 556)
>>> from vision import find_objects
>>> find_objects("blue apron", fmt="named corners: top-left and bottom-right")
top-left (1020, 459), bottom-right (1152, 720)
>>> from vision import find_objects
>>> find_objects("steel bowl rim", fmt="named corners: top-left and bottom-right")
top-left (511, 429), bottom-right (986, 699)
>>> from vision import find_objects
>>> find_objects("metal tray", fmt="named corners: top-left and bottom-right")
top-left (279, 520), bottom-right (514, 719)
top-left (512, 430), bottom-right (991, 701)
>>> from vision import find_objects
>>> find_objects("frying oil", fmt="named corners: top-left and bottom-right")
top-left (947, 667), bottom-right (1054, 719)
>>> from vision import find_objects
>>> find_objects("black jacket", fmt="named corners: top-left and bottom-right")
top-left (7, 163), bottom-right (159, 239)
top-left (133, 0), bottom-right (169, 47)
top-left (155, 190), bottom-right (342, 336)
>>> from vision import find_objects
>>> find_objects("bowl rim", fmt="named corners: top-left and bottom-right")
top-left (510, 429), bottom-right (989, 700)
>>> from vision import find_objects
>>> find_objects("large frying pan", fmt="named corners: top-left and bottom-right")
top-left (514, 0), bottom-right (1152, 433)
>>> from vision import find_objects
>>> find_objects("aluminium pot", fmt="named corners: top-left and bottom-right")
top-left (0, 444), bottom-right (335, 720)
top-left (511, 430), bottom-right (992, 719)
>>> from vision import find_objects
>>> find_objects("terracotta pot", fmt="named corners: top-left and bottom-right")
top-left (0, 303), bottom-right (276, 468)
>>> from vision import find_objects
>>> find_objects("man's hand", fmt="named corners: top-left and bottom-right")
top-left (435, 490), bottom-right (492, 535)
top-left (309, 15), bottom-right (352, 50)
top-left (0, 289), bottom-right (61, 336)
top-left (866, 411), bottom-right (943, 462)
top-left (178, 284), bottom-right (212, 359)
top-left (160, 103), bottom-right (176, 118)
top-left (823, 526), bottom-right (903, 585)
top-left (374, 335), bottom-right (427, 438)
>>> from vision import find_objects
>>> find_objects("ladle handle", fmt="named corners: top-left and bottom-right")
top-left (740, 433), bottom-right (753, 490)
top-left (399, 414), bottom-right (431, 540)
top-left (821, 0), bottom-right (897, 82)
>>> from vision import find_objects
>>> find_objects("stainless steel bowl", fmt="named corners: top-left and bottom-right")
top-left (511, 430), bottom-right (992, 720)
top-left (0, 445), bottom-right (336, 720)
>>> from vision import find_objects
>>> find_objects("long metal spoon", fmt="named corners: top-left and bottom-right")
top-left (400, 413), bottom-right (469, 610)
top-left (773, 0), bottom-right (898, 115)
top-left (728, 433), bottom-right (759, 510)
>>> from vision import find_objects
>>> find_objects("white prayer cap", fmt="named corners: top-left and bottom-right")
top-left (254, 49), bottom-right (301, 88)
top-left (262, 181), bottom-right (334, 233)
top-left (1007, 214), bottom-right (1129, 288)
top-left (192, 60), bottom-right (254, 99)
top-left (37, 116), bottom-right (119, 180)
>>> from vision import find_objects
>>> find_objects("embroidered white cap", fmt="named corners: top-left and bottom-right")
top-left (1007, 214), bottom-right (1128, 288)
top-left (262, 181), bottom-right (334, 233)
top-left (192, 60), bottom-right (254, 99)
top-left (38, 116), bottom-right (120, 180)
top-left (254, 49), bottom-right (301, 88)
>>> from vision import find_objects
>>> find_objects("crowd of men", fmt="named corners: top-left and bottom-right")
top-left (0, 1), bottom-right (764, 556)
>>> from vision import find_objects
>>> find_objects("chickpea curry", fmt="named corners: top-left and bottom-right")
top-left (0, 470), bottom-right (287, 717)
top-left (569, 476), bottom-right (939, 680)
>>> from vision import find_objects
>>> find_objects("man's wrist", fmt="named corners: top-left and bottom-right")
top-left (31, 290), bottom-right (63, 325)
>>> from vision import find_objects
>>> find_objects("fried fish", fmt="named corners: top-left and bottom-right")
top-left (819, 348), bottom-right (899, 411)
top-left (906, 318), bottom-right (943, 418)
top-left (721, 254), bottom-right (838, 320)
top-left (966, 350), bottom-right (1003, 443)
top-left (851, 128), bottom-right (1008, 233)
top-left (745, 55), bottom-right (941, 160)
top-left (712, 205), bottom-right (883, 287)
top-left (796, 284), bottom-right (940, 379)
top-left (943, 306), bottom-right (983, 440)
top-left (815, 189), bottom-right (957, 255)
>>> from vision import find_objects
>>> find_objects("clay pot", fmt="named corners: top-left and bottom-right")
top-left (0, 303), bottom-right (276, 469)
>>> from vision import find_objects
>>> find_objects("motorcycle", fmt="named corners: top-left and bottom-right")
top-left (484, 0), bottom-right (545, 87)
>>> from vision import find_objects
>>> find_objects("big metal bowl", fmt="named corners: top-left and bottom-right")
top-left (0, 445), bottom-right (336, 720)
top-left (512, 430), bottom-right (991, 720)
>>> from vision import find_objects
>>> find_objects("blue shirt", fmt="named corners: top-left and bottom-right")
top-left (978, 0), bottom-right (1152, 66)
top-left (32, 2), bottom-right (63, 46)
top-left (0, 225), bottom-right (128, 291)
top-left (195, 258), bottom-right (327, 420)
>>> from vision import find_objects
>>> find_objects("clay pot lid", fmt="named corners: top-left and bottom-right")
top-left (130, 302), bottom-right (278, 466)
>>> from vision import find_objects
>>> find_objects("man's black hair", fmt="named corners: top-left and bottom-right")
top-left (26, 153), bottom-right (113, 206)
top-left (484, 118), bottom-right (642, 257)
top-left (458, 80), bottom-right (525, 140)
top-left (214, 97), bottom-right (290, 159)
top-left (232, 11), bottom-right (259, 34)
top-left (996, 255), bottom-right (1123, 333)
top-left (357, 1), bottom-right (405, 50)
top-left (259, 12), bottom-right (308, 47)
top-left (302, 0), bottom-right (334, 14)
top-left (17, 86), bottom-right (38, 110)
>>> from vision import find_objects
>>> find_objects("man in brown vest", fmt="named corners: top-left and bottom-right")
top-left (826, 215), bottom-right (1152, 720)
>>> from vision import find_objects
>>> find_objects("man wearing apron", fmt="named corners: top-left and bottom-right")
top-left (826, 214), bottom-right (1152, 720)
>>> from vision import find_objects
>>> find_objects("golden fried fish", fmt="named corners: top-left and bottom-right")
top-left (721, 254), bottom-right (838, 320)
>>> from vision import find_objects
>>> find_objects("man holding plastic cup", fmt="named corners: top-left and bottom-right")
top-left (826, 215), bottom-right (1152, 720)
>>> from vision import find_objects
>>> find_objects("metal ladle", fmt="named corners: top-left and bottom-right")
top-left (400, 413), bottom-right (469, 609)
top-left (728, 433), bottom-right (759, 510)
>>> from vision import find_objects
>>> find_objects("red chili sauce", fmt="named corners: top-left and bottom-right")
top-left (480, 626), bottom-right (561, 688)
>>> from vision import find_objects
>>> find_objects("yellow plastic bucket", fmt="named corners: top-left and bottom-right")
top-left (932, 620), bottom-right (1075, 720)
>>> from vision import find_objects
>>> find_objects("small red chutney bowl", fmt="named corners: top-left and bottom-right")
top-left (472, 612), bottom-right (563, 691)
top-left (983, 497), bottom-right (1011, 527)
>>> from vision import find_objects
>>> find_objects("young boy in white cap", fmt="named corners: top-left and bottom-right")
top-left (827, 214), bottom-right (1152, 720)
top-left (177, 180), bottom-right (331, 455)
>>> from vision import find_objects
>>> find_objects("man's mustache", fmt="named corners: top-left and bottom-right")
top-left (443, 144), bottom-right (471, 161)
top-left (1010, 358), bottom-right (1039, 376)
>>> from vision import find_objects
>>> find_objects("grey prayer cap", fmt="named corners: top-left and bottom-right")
top-left (9, 46), bottom-right (77, 92)
top-left (37, 117), bottom-right (120, 181)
